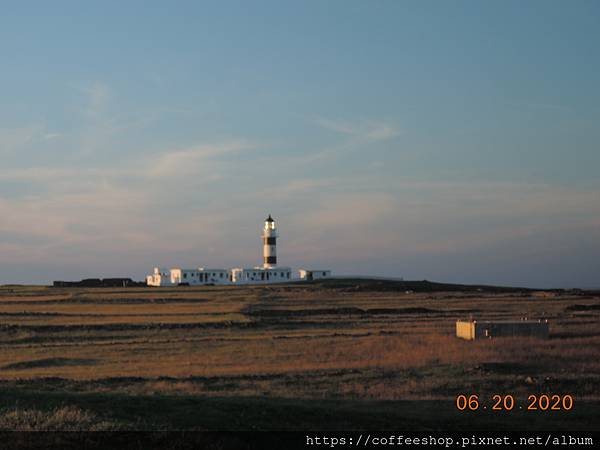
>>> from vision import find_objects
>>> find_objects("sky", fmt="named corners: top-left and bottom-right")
top-left (0, 1), bottom-right (599, 287)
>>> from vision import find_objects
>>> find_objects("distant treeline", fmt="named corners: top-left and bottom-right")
top-left (53, 278), bottom-right (145, 288)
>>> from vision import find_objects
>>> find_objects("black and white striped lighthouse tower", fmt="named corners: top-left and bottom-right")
top-left (262, 214), bottom-right (277, 268)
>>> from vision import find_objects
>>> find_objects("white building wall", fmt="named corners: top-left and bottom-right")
top-left (299, 269), bottom-right (332, 281)
top-left (231, 267), bottom-right (291, 284)
top-left (198, 268), bottom-right (231, 285)
top-left (147, 267), bottom-right (175, 286)
top-left (169, 268), bottom-right (231, 285)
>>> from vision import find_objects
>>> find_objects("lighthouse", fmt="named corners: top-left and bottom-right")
top-left (147, 213), bottom-right (326, 286)
top-left (262, 214), bottom-right (277, 268)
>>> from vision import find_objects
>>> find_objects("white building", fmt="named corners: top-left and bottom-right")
top-left (148, 267), bottom-right (233, 286)
top-left (146, 215), bottom-right (327, 286)
top-left (171, 268), bottom-right (231, 285)
top-left (146, 267), bottom-right (174, 287)
top-left (299, 269), bottom-right (332, 281)
top-left (231, 266), bottom-right (291, 284)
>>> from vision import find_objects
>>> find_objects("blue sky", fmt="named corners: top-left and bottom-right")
top-left (0, 1), bottom-right (599, 287)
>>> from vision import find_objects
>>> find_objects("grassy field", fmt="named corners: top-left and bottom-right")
top-left (0, 280), bottom-right (598, 431)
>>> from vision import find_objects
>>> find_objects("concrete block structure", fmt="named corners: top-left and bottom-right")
top-left (456, 319), bottom-right (549, 340)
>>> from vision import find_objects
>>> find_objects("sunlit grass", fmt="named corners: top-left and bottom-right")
top-left (0, 283), bottom-right (598, 403)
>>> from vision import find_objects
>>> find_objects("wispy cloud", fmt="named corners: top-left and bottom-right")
top-left (148, 140), bottom-right (255, 178)
top-left (365, 124), bottom-right (400, 140)
top-left (0, 126), bottom-right (65, 155)
top-left (0, 126), bottom-right (40, 153)
top-left (315, 118), bottom-right (356, 135)
top-left (1, 81), bottom-right (597, 285)
top-left (75, 81), bottom-right (161, 157)
top-left (1, 159), bottom-right (599, 284)
top-left (316, 118), bottom-right (401, 141)
top-left (81, 82), bottom-right (112, 118)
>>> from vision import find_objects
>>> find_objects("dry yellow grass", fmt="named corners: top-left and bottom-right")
top-left (0, 406), bottom-right (119, 431)
top-left (0, 283), bottom-right (598, 402)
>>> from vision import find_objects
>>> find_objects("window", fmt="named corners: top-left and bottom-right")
top-left (323, 272), bottom-right (327, 276)
top-left (287, 272), bottom-right (290, 279)
top-left (183, 273), bottom-right (187, 279)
